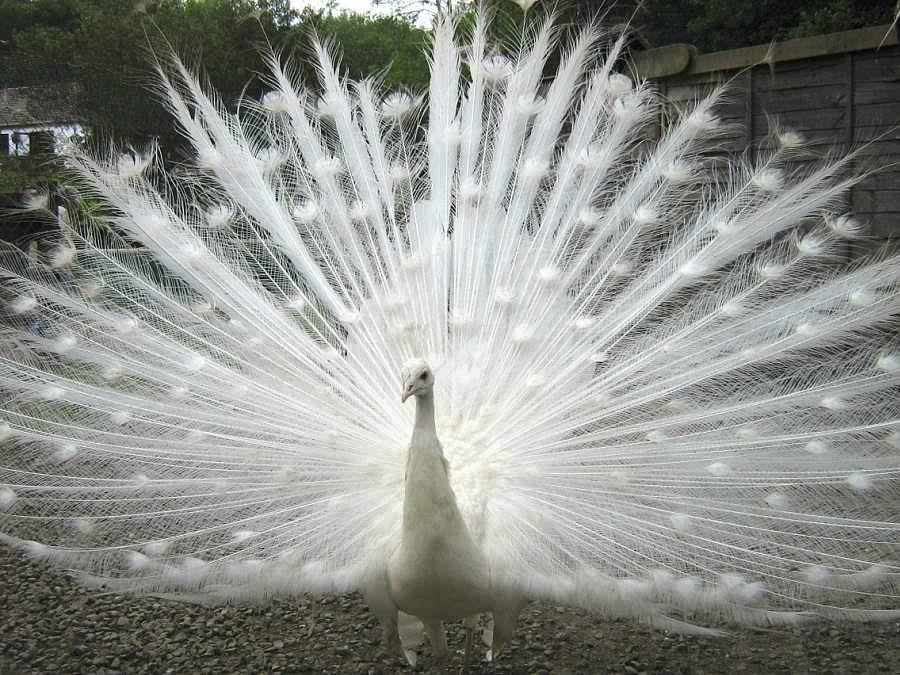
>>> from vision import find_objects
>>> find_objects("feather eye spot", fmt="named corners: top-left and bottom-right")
top-left (757, 261), bottom-right (786, 280)
top-left (381, 93), bottom-right (415, 120)
top-left (765, 492), bottom-right (789, 509)
top-left (721, 301), bottom-right (746, 317)
top-left (525, 373), bottom-right (546, 388)
top-left (801, 565), bottom-right (831, 584)
top-left (706, 462), bottom-right (733, 476)
top-left (805, 440), bottom-right (830, 455)
top-left (663, 160), bottom-right (693, 183)
top-left (820, 396), bottom-right (847, 411)
top-left (72, 518), bottom-right (95, 535)
top-left (52, 443), bottom-right (79, 463)
top-left (576, 207), bottom-right (602, 228)
top-left (751, 169), bottom-right (784, 192)
top-left (511, 325), bottom-right (534, 345)
top-left (390, 163), bottom-right (411, 183)
top-left (313, 156), bottom-right (342, 178)
top-left (230, 530), bottom-right (258, 545)
top-left (876, 354), bottom-right (900, 372)
top-left (261, 91), bottom-right (290, 113)
top-left (180, 353), bottom-right (206, 372)
top-left (849, 288), bottom-right (878, 307)
top-left (632, 205), bottom-right (657, 225)
top-left (797, 233), bottom-right (828, 256)
top-left (493, 287), bottom-right (515, 305)
top-left (573, 317), bottom-right (594, 330)
top-left (110, 411), bottom-right (132, 426)
top-left (670, 512), bottom-right (693, 532)
top-left (516, 94), bottom-right (544, 117)
top-left (613, 93), bottom-right (644, 117)
top-left (712, 219), bottom-right (739, 235)
top-left (292, 200), bottom-right (320, 224)
top-left (826, 214), bottom-right (864, 238)
top-left (795, 322), bottom-right (819, 336)
top-left (606, 73), bottom-right (633, 97)
top-left (49, 246), bottom-right (76, 269)
top-left (168, 386), bottom-right (190, 400)
top-left (316, 95), bottom-right (340, 118)
top-left (112, 316), bottom-right (139, 334)
top-left (205, 204), bottom-right (233, 229)
top-left (778, 130), bottom-right (805, 148)
top-left (285, 296), bottom-right (307, 312)
top-left (481, 54), bottom-right (513, 83)
top-left (349, 201), bottom-right (371, 222)
top-left (40, 385), bottom-right (65, 401)
top-left (521, 157), bottom-right (550, 180)
top-left (51, 334), bottom-right (77, 354)
top-left (144, 540), bottom-right (170, 557)
top-left (686, 107), bottom-right (719, 131)
top-left (10, 295), bottom-right (37, 314)
top-left (610, 260), bottom-right (633, 277)
top-left (847, 472), bottom-right (873, 492)
top-left (116, 151), bottom-right (152, 179)
top-left (459, 177), bottom-right (481, 201)
top-left (0, 487), bottom-right (17, 510)
top-left (679, 260), bottom-right (710, 278)
top-left (537, 267), bottom-right (560, 284)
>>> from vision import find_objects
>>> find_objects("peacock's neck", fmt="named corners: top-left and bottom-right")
top-left (402, 390), bottom-right (458, 538)
top-left (412, 390), bottom-right (437, 441)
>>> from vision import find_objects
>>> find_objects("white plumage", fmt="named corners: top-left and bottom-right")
top-left (1, 9), bottom-right (899, 667)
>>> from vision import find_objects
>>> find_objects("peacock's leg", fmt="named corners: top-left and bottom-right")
top-left (362, 582), bottom-right (404, 660)
top-left (461, 614), bottom-right (478, 673)
top-left (486, 596), bottom-right (524, 662)
top-left (381, 612), bottom-right (402, 656)
top-left (423, 619), bottom-right (449, 664)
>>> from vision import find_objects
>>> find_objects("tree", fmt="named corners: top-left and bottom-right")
top-left (0, 0), bottom-right (428, 166)
top-left (372, 0), bottom-right (464, 23)
top-left (636, 0), bottom-right (894, 52)
top-left (285, 9), bottom-right (429, 91)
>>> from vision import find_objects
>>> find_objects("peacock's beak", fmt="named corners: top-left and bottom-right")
top-left (401, 383), bottom-right (414, 403)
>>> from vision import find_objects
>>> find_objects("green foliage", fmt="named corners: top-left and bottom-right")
top-left (299, 11), bottom-right (429, 90)
top-left (0, 0), bottom-right (894, 190)
top-left (637, 0), bottom-right (895, 52)
top-left (1, 0), bottom-right (428, 169)
top-left (784, 1), bottom-right (896, 41)
top-left (0, 155), bottom-right (69, 193)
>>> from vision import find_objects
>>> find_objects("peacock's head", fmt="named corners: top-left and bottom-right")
top-left (401, 358), bottom-right (434, 403)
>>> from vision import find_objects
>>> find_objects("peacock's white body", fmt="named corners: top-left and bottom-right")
top-left (1, 9), bottom-right (899, 664)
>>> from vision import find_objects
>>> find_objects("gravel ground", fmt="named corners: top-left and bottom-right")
top-left (1, 545), bottom-right (897, 675)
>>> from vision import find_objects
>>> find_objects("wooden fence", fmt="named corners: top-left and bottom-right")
top-left (635, 24), bottom-right (900, 244)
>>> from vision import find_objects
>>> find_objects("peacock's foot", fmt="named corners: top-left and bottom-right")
top-left (403, 648), bottom-right (419, 667)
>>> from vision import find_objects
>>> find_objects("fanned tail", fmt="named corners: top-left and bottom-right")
top-left (0, 11), bottom-right (897, 631)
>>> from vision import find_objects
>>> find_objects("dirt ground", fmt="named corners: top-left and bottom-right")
top-left (1, 546), bottom-right (897, 674)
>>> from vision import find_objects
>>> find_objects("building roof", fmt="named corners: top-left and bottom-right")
top-left (0, 84), bottom-right (79, 129)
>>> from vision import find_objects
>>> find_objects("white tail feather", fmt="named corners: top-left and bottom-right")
top-left (0, 10), bottom-right (897, 640)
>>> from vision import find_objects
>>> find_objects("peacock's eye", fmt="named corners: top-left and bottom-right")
top-left (420, 372), bottom-right (427, 380)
